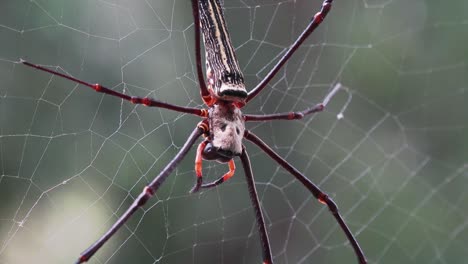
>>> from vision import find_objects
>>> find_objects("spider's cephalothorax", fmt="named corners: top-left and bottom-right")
top-left (204, 101), bottom-right (245, 162)
top-left (189, 100), bottom-right (244, 193)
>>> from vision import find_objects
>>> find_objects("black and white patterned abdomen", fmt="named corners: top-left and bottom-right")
top-left (199, 0), bottom-right (248, 102)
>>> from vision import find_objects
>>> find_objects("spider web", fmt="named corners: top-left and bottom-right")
top-left (1, 0), bottom-right (467, 263)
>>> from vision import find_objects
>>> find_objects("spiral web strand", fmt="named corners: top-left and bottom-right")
top-left (0, 0), bottom-right (467, 263)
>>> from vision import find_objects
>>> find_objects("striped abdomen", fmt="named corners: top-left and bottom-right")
top-left (199, 0), bottom-right (247, 103)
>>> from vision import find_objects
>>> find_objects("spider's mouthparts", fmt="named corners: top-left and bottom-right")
top-left (216, 148), bottom-right (234, 158)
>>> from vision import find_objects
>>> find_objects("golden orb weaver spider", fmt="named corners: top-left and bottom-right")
top-left (21, 0), bottom-right (367, 263)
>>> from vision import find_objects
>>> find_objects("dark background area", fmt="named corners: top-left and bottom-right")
top-left (1, 0), bottom-right (467, 263)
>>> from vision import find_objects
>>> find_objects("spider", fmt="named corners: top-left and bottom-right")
top-left (21, 0), bottom-right (366, 263)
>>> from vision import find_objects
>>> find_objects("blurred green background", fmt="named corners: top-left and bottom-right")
top-left (1, 0), bottom-right (467, 263)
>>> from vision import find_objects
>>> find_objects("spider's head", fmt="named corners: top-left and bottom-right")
top-left (204, 101), bottom-right (245, 162)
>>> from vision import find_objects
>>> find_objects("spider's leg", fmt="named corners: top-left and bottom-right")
top-left (244, 130), bottom-right (367, 264)
top-left (75, 125), bottom-right (205, 264)
top-left (244, 83), bottom-right (341, 122)
top-left (200, 159), bottom-right (235, 190)
top-left (246, 0), bottom-right (333, 103)
top-left (240, 147), bottom-right (273, 264)
top-left (21, 60), bottom-right (208, 117)
top-left (191, 140), bottom-right (208, 193)
top-left (244, 103), bottom-right (324, 122)
top-left (191, 0), bottom-right (215, 106)
top-left (191, 140), bottom-right (236, 193)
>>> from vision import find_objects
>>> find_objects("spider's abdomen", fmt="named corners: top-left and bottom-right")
top-left (199, 0), bottom-right (248, 103)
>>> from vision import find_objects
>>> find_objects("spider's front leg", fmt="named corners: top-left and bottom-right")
top-left (244, 83), bottom-right (342, 122)
top-left (190, 139), bottom-right (236, 193)
top-left (246, 0), bottom-right (333, 103)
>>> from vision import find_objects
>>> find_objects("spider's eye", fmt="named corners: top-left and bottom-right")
top-left (236, 127), bottom-right (240, 135)
top-left (220, 123), bottom-right (227, 131)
